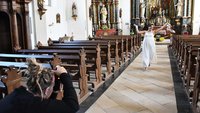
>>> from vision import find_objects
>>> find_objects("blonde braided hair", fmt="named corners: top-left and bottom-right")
top-left (22, 58), bottom-right (54, 99)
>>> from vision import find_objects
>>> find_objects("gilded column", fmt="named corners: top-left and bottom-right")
top-left (115, 0), bottom-right (119, 30)
top-left (106, 2), bottom-right (111, 28)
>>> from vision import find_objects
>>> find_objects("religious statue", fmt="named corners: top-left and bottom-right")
top-left (37, 0), bottom-right (44, 9)
top-left (175, 0), bottom-right (183, 17)
top-left (56, 13), bottom-right (60, 23)
top-left (100, 4), bottom-right (107, 24)
top-left (140, 0), bottom-right (146, 18)
top-left (37, 0), bottom-right (46, 19)
top-left (72, 2), bottom-right (77, 20)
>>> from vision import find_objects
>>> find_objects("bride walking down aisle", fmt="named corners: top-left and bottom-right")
top-left (134, 23), bottom-right (175, 70)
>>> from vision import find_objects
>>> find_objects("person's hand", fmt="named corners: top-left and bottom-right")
top-left (53, 65), bottom-right (67, 76)
top-left (134, 24), bottom-right (138, 27)
top-left (134, 24), bottom-right (139, 32)
top-left (170, 29), bottom-right (176, 33)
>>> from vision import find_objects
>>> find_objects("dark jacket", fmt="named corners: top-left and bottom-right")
top-left (0, 73), bottom-right (79, 113)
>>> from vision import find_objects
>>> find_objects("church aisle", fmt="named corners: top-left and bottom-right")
top-left (85, 45), bottom-right (177, 113)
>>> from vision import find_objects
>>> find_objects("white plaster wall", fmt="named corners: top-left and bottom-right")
top-left (66, 0), bottom-right (88, 40)
top-left (119, 0), bottom-right (130, 35)
top-left (30, 1), bottom-right (48, 46)
top-left (29, 0), bottom-right (92, 46)
top-left (192, 0), bottom-right (200, 34)
top-left (45, 0), bottom-right (68, 40)
top-left (29, 0), bottom-right (131, 46)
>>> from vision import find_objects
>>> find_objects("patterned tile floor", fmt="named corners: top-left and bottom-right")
top-left (85, 45), bottom-right (177, 113)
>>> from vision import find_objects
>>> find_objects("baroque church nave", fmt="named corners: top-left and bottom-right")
top-left (0, 0), bottom-right (200, 113)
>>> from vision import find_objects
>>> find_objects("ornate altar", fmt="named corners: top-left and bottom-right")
top-left (90, 0), bottom-right (119, 36)
top-left (130, 0), bottom-right (193, 35)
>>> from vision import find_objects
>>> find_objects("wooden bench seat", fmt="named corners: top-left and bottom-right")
top-left (192, 48), bottom-right (200, 113)
top-left (47, 40), bottom-right (121, 70)
top-left (171, 35), bottom-right (200, 112)
top-left (93, 35), bottom-right (136, 61)
top-left (16, 47), bottom-right (104, 92)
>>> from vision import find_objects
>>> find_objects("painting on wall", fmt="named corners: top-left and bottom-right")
top-left (56, 13), bottom-right (61, 23)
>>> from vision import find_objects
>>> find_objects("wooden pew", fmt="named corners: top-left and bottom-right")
top-left (16, 48), bottom-right (103, 92)
top-left (178, 39), bottom-right (200, 74)
top-left (192, 48), bottom-right (200, 113)
top-left (172, 35), bottom-right (200, 59)
top-left (37, 45), bottom-right (102, 79)
top-left (47, 40), bottom-right (117, 73)
top-left (171, 35), bottom-right (200, 112)
top-left (184, 44), bottom-right (200, 94)
top-left (93, 35), bottom-right (136, 61)
top-left (47, 38), bottom-right (122, 70)
top-left (93, 35), bottom-right (140, 53)
top-left (95, 35), bottom-right (137, 56)
top-left (174, 41), bottom-right (200, 102)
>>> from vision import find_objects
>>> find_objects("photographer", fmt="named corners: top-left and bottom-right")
top-left (0, 59), bottom-right (79, 113)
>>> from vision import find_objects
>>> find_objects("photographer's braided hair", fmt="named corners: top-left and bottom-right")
top-left (22, 59), bottom-right (54, 99)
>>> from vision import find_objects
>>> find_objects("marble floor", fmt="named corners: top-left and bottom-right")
top-left (85, 45), bottom-right (177, 113)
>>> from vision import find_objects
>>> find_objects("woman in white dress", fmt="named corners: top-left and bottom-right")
top-left (134, 23), bottom-right (170, 70)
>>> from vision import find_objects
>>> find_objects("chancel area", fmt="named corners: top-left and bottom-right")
top-left (0, 0), bottom-right (200, 113)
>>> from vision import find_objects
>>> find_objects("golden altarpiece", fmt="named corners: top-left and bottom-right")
top-left (90, 0), bottom-right (119, 36)
top-left (130, 0), bottom-right (193, 34)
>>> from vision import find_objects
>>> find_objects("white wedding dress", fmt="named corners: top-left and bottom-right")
top-left (142, 31), bottom-right (157, 68)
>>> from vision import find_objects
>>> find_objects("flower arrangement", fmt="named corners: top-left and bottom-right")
top-left (101, 25), bottom-right (109, 30)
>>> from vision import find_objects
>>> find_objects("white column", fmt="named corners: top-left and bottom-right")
top-left (192, 0), bottom-right (200, 34)
top-left (187, 0), bottom-right (192, 17)
top-left (183, 0), bottom-right (187, 17)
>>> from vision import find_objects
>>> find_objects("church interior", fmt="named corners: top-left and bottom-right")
top-left (0, 0), bottom-right (200, 113)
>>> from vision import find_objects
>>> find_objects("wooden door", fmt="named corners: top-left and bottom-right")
top-left (0, 12), bottom-right (12, 53)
